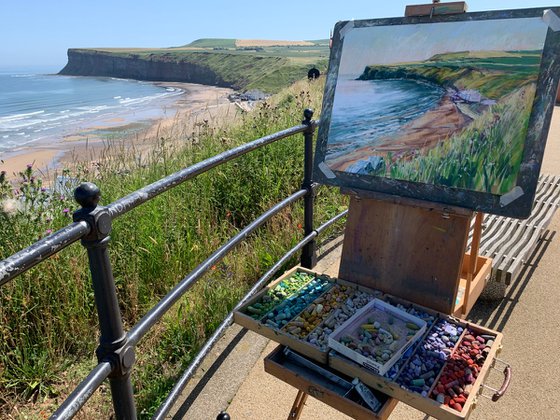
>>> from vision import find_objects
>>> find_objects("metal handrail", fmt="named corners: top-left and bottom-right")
top-left (153, 209), bottom-right (348, 419)
top-left (0, 122), bottom-right (317, 287)
top-left (0, 221), bottom-right (90, 287)
top-left (127, 188), bottom-right (308, 346)
top-left (0, 110), bottom-right (341, 420)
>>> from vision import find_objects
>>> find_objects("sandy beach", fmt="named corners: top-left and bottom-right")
top-left (327, 93), bottom-right (472, 172)
top-left (0, 81), bottom-right (238, 179)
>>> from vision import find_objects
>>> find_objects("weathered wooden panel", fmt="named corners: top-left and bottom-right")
top-left (405, 2), bottom-right (467, 17)
top-left (339, 196), bottom-right (471, 313)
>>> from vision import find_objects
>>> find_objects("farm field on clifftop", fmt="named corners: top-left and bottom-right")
top-left (359, 50), bottom-right (542, 99)
top-left (63, 38), bottom-right (330, 94)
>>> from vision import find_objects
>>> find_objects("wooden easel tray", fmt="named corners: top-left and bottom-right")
top-left (329, 315), bottom-right (505, 420)
top-left (264, 345), bottom-right (398, 420)
top-left (233, 266), bottom-right (383, 363)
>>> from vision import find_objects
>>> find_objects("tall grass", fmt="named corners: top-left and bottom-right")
top-left (0, 78), bottom-right (345, 418)
top-left (388, 84), bottom-right (535, 193)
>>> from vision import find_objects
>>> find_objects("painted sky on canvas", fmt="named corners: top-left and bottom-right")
top-left (339, 17), bottom-right (549, 77)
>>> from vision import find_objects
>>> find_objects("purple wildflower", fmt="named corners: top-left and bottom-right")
top-left (63, 208), bottom-right (70, 213)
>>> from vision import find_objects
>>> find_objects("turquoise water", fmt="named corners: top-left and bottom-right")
top-left (0, 69), bottom-right (184, 152)
top-left (326, 78), bottom-right (445, 160)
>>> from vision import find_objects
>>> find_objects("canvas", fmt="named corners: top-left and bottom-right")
top-left (313, 8), bottom-right (560, 218)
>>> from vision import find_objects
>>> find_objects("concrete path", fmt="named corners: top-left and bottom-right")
top-left (169, 108), bottom-right (560, 419)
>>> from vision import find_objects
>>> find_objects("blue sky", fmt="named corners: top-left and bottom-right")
top-left (1, 0), bottom-right (556, 70)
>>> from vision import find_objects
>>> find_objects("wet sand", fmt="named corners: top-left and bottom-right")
top-left (0, 82), bottom-right (238, 178)
top-left (327, 94), bottom-right (473, 172)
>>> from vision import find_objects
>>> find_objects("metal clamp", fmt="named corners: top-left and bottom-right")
top-left (479, 358), bottom-right (512, 402)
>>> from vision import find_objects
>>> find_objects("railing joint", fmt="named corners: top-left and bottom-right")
top-left (98, 339), bottom-right (136, 379)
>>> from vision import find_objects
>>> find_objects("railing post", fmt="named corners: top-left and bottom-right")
top-left (300, 108), bottom-right (317, 268)
top-left (73, 182), bottom-right (137, 420)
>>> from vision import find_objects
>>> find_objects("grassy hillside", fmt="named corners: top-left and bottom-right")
top-left (84, 38), bottom-right (330, 93)
top-left (359, 50), bottom-right (541, 99)
top-left (356, 50), bottom-right (541, 193)
top-left (0, 79), bottom-right (342, 418)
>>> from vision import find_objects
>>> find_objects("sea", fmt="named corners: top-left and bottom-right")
top-left (0, 67), bottom-right (185, 153)
top-left (326, 78), bottom-right (445, 160)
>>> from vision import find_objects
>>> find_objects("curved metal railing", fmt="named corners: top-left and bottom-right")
top-left (0, 111), bottom-right (348, 419)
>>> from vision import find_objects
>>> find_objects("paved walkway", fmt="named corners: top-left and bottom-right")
top-left (169, 108), bottom-right (560, 419)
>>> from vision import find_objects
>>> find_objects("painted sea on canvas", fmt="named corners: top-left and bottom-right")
top-left (327, 78), bottom-right (445, 163)
top-left (0, 68), bottom-right (183, 153)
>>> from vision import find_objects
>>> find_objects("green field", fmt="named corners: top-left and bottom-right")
top-left (359, 50), bottom-right (541, 99)
top-left (87, 38), bottom-right (330, 93)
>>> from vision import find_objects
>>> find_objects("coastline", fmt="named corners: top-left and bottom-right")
top-left (326, 92), bottom-right (473, 172)
top-left (0, 81), bottom-right (238, 178)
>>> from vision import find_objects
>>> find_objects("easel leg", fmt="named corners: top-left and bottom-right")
top-left (463, 212), bottom-right (483, 316)
top-left (287, 390), bottom-right (308, 420)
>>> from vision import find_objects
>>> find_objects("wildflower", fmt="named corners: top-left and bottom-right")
top-left (45, 229), bottom-right (53, 235)
top-left (26, 163), bottom-right (33, 169)
top-left (63, 208), bottom-right (70, 214)
top-left (1, 198), bottom-right (21, 216)
top-left (297, 223), bottom-right (303, 229)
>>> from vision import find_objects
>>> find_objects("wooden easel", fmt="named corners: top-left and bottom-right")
top-left (338, 190), bottom-right (485, 317)
top-left (284, 2), bottom-right (490, 418)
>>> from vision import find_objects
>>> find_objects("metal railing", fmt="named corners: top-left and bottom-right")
top-left (0, 109), bottom-right (347, 419)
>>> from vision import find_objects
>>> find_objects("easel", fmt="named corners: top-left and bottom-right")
top-left (284, 2), bottom-right (492, 418)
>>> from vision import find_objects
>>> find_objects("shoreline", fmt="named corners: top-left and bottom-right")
top-left (326, 91), bottom-right (474, 172)
top-left (0, 81), bottom-right (238, 178)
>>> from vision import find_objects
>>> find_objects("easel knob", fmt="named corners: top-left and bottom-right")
top-left (216, 411), bottom-right (231, 420)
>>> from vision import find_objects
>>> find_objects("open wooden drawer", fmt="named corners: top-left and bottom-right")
top-left (264, 345), bottom-right (398, 419)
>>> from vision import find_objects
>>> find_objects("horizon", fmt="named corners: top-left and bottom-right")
top-left (1, 1), bottom-right (558, 70)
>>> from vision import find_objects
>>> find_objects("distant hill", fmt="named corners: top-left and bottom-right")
top-left (59, 38), bottom-right (330, 93)
top-left (359, 50), bottom-right (541, 99)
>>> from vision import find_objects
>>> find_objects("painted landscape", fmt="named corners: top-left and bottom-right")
top-left (325, 19), bottom-right (547, 195)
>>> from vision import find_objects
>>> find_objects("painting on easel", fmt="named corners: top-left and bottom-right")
top-left (314, 8), bottom-right (560, 218)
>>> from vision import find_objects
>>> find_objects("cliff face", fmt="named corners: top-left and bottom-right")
top-left (59, 49), bottom-right (230, 88)
top-left (60, 48), bottom-right (328, 93)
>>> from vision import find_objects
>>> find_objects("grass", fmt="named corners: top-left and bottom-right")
top-left (180, 38), bottom-right (237, 49)
top-left (386, 84), bottom-right (536, 193)
top-left (0, 78), bottom-right (345, 418)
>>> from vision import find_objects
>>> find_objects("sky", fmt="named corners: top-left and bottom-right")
top-left (0, 0), bottom-right (557, 71)
top-left (339, 17), bottom-right (548, 76)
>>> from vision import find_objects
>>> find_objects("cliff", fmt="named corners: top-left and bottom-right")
top-left (358, 50), bottom-right (541, 99)
top-left (59, 48), bottom-right (326, 93)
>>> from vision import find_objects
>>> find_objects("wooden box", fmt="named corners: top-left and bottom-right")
top-left (264, 345), bottom-right (398, 420)
top-left (233, 266), bottom-right (382, 363)
top-left (329, 311), bottom-right (504, 420)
